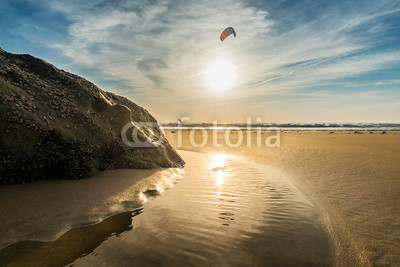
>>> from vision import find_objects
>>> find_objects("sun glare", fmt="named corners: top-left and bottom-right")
top-left (205, 61), bottom-right (236, 92)
top-left (211, 153), bottom-right (226, 169)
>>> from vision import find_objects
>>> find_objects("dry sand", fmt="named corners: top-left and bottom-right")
top-left (165, 131), bottom-right (400, 265)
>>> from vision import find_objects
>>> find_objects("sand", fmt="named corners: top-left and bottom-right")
top-left (0, 168), bottom-right (183, 250)
top-left (165, 131), bottom-right (400, 265)
top-left (1, 131), bottom-right (398, 266)
top-left (0, 151), bottom-right (331, 266)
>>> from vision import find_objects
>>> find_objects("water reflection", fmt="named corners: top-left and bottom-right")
top-left (210, 153), bottom-right (227, 187)
top-left (1, 151), bottom-right (331, 266)
top-left (75, 151), bottom-right (331, 265)
top-left (0, 210), bottom-right (141, 266)
top-left (211, 153), bottom-right (226, 168)
top-left (210, 154), bottom-right (237, 226)
top-left (79, 151), bottom-right (330, 265)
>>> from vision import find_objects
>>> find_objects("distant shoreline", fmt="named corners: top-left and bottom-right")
top-left (164, 127), bottom-right (400, 132)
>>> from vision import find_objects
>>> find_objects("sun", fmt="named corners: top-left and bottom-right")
top-left (205, 60), bottom-right (236, 92)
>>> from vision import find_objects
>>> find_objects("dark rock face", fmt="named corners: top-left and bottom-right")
top-left (0, 49), bottom-right (183, 185)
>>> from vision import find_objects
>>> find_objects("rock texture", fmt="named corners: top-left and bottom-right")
top-left (0, 48), bottom-right (183, 185)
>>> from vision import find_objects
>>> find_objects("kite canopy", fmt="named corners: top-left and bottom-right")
top-left (220, 27), bottom-right (236, 42)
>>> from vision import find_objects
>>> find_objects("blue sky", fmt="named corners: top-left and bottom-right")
top-left (1, 0), bottom-right (399, 122)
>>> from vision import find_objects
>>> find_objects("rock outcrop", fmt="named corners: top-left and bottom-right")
top-left (0, 48), bottom-right (183, 185)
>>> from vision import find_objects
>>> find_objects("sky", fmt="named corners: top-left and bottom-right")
top-left (0, 0), bottom-right (399, 123)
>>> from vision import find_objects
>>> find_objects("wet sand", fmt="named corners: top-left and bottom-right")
top-left (70, 152), bottom-right (331, 266)
top-left (1, 132), bottom-right (398, 266)
top-left (0, 151), bottom-right (331, 266)
top-left (0, 211), bottom-right (138, 266)
top-left (0, 168), bottom-right (183, 250)
top-left (165, 131), bottom-right (400, 265)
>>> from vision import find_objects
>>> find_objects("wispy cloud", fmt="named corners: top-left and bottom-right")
top-left (7, 0), bottom-right (398, 122)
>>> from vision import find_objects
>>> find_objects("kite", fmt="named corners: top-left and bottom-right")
top-left (220, 27), bottom-right (236, 42)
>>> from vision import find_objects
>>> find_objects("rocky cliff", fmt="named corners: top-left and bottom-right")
top-left (0, 48), bottom-right (183, 185)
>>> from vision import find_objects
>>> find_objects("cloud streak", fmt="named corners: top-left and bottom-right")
top-left (14, 0), bottom-right (400, 122)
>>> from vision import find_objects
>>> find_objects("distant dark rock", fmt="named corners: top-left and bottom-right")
top-left (0, 48), bottom-right (184, 185)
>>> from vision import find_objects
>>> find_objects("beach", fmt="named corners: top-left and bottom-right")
top-left (0, 131), bottom-right (399, 266)
top-left (1, 151), bottom-right (331, 266)
top-left (165, 130), bottom-right (400, 265)
top-left (1, 0), bottom-right (399, 265)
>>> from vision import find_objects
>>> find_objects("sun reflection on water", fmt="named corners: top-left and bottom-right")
top-left (210, 154), bottom-right (228, 186)
top-left (216, 170), bottom-right (224, 186)
top-left (211, 154), bottom-right (226, 169)
top-left (209, 153), bottom-right (237, 227)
